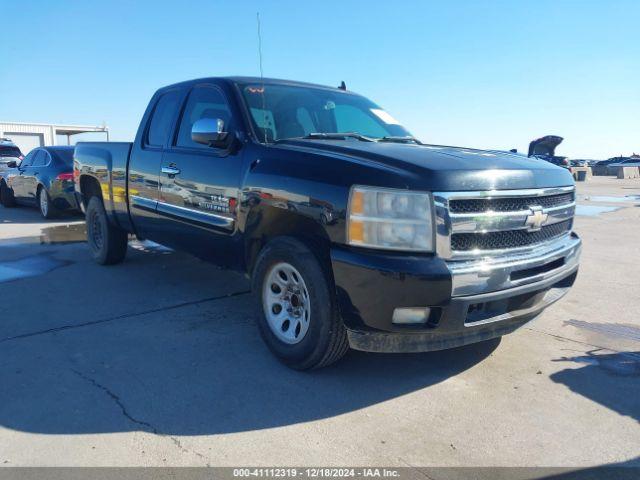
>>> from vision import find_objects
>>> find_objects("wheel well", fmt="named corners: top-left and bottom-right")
top-left (245, 209), bottom-right (332, 277)
top-left (79, 175), bottom-right (102, 209)
top-left (0, 179), bottom-right (11, 197)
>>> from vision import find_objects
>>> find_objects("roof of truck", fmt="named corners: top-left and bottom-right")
top-left (160, 76), bottom-right (349, 92)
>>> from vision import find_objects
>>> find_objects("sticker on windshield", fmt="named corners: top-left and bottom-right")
top-left (370, 108), bottom-right (401, 125)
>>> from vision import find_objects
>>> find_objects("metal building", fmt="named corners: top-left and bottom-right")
top-left (0, 122), bottom-right (109, 154)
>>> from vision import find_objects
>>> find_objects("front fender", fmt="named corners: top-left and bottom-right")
top-left (241, 197), bottom-right (334, 273)
top-left (238, 146), bottom-right (354, 247)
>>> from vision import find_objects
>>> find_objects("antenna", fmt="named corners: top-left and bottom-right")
top-left (257, 12), bottom-right (264, 80)
top-left (256, 12), bottom-right (268, 143)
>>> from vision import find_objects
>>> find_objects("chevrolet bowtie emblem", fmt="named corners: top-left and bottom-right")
top-left (524, 206), bottom-right (548, 232)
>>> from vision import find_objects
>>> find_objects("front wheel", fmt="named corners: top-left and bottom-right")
top-left (85, 196), bottom-right (128, 265)
top-left (252, 237), bottom-right (349, 370)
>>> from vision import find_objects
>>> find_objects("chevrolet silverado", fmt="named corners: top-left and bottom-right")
top-left (73, 77), bottom-right (581, 369)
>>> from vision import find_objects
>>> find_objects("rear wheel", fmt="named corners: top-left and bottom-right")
top-left (38, 187), bottom-right (59, 219)
top-left (252, 237), bottom-right (349, 370)
top-left (0, 182), bottom-right (16, 207)
top-left (85, 196), bottom-right (128, 265)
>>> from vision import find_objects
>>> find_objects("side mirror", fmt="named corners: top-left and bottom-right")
top-left (191, 118), bottom-right (230, 148)
top-left (7, 161), bottom-right (17, 168)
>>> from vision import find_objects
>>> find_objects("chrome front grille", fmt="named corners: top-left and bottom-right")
top-left (434, 186), bottom-right (576, 259)
top-left (451, 219), bottom-right (572, 251)
top-left (449, 192), bottom-right (575, 214)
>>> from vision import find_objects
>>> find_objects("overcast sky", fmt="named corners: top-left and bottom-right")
top-left (1, 0), bottom-right (638, 159)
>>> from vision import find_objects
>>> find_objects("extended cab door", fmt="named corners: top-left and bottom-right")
top-left (128, 88), bottom-right (184, 240)
top-left (155, 83), bottom-right (245, 266)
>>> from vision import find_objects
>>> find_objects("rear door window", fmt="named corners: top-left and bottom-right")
top-left (32, 151), bottom-right (48, 167)
top-left (146, 90), bottom-right (181, 147)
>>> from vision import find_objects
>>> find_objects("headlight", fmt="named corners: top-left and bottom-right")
top-left (347, 186), bottom-right (434, 252)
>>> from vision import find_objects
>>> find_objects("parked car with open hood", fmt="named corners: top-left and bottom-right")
top-left (73, 77), bottom-right (581, 369)
top-left (0, 146), bottom-right (80, 218)
top-left (528, 135), bottom-right (570, 169)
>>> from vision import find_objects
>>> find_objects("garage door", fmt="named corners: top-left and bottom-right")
top-left (4, 132), bottom-right (44, 155)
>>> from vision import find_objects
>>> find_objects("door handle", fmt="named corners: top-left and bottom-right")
top-left (162, 166), bottom-right (181, 176)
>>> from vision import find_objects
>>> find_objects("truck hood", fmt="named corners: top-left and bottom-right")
top-left (528, 135), bottom-right (563, 157)
top-left (276, 139), bottom-right (574, 191)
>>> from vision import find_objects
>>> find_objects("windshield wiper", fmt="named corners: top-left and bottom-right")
top-left (379, 136), bottom-right (423, 144)
top-left (301, 132), bottom-right (375, 142)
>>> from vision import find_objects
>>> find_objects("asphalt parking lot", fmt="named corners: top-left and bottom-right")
top-left (0, 176), bottom-right (638, 468)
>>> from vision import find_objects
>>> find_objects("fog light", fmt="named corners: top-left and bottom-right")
top-left (392, 307), bottom-right (431, 324)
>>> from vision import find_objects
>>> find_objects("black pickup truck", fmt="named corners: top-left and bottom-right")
top-left (74, 77), bottom-right (581, 369)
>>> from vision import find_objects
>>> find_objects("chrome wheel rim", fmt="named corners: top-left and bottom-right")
top-left (262, 262), bottom-right (311, 344)
top-left (39, 191), bottom-right (48, 216)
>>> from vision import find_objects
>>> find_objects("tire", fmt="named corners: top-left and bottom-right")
top-left (252, 237), bottom-right (349, 370)
top-left (38, 187), bottom-right (59, 219)
top-left (0, 182), bottom-right (16, 207)
top-left (85, 196), bottom-right (128, 265)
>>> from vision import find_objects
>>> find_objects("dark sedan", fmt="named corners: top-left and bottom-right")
top-left (0, 146), bottom-right (80, 218)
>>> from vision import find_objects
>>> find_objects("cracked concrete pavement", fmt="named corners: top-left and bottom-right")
top-left (0, 176), bottom-right (638, 467)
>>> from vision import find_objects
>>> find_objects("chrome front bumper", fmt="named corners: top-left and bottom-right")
top-left (347, 263), bottom-right (578, 353)
top-left (447, 232), bottom-right (582, 297)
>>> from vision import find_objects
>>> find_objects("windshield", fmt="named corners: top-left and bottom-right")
top-left (0, 145), bottom-right (22, 157)
top-left (239, 83), bottom-right (411, 142)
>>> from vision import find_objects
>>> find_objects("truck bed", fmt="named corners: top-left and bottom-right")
top-left (74, 141), bottom-right (133, 231)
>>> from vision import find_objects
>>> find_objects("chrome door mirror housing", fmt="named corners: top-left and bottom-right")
top-left (191, 118), bottom-right (230, 148)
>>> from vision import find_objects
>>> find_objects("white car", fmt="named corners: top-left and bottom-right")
top-left (0, 139), bottom-right (23, 176)
top-left (0, 156), bottom-right (21, 174)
